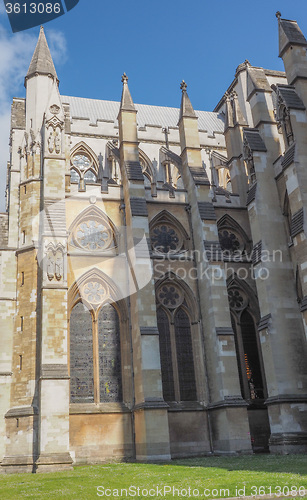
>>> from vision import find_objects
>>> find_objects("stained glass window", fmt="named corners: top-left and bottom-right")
top-left (98, 304), bottom-right (122, 403)
top-left (174, 308), bottom-right (197, 401)
top-left (157, 308), bottom-right (175, 401)
top-left (84, 170), bottom-right (97, 184)
top-left (70, 302), bottom-right (94, 403)
top-left (70, 169), bottom-right (80, 183)
top-left (151, 224), bottom-right (181, 253)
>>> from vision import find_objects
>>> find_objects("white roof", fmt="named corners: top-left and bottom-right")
top-left (61, 95), bottom-right (224, 136)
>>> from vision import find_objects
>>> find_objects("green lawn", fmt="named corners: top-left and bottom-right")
top-left (0, 455), bottom-right (306, 499)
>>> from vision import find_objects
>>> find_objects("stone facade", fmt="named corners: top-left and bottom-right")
top-left (0, 14), bottom-right (307, 472)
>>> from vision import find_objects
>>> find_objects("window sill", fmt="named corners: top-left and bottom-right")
top-left (166, 401), bottom-right (205, 412)
top-left (69, 402), bottom-right (131, 414)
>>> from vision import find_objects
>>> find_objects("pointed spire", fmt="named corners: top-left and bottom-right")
top-left (179, 80), bottom-right (196, 120)
top-left (277, 13), bottom-right (307, 58)
top-left (25, 26), bottom-right (58, 85)
top-left (119, 73), bottom-right (136, 112)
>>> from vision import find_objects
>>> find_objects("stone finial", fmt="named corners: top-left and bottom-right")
top-left (121, 73), bottom-right (128, 84)
top-left (119, 73), bottom-right (135, 112)
top-left (276, 11), bottom-right (282, 20)
top-left (180, 80), bottom-right (187, 92)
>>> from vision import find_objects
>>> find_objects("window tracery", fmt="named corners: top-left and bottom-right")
top-left (70, 143), bottom-right (99, 190)
top-left (69, 206), bottom-right (117, 254)
top-left (227, 276), bottom-right (266, 402)
top-left (217, 214), bottom-right (250, 257)
top-left (156, 278), bottom-right (197, 402)
top-left (69, 271), bottom-right (123, 405)
top-left (150, 211), bottom-right (188, 255)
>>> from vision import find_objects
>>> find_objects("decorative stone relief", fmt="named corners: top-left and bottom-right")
top-left (243, 140), bottom-right (256, 185)
top-left (45, 103), bottom-right (64, 155)
top-left (45, 242), bottom-right (66, 283)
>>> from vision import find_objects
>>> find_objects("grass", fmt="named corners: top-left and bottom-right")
top-left (0, 455), bottom-right (306, 499)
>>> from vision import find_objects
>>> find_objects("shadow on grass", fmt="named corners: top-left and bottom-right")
top-left (159, 454), bottom-right (307, 476)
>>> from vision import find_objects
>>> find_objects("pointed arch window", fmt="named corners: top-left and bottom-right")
top-left (70, 300), bottom-right (122, 404)
top-left (70, 143), bottom-right (99, 190)
top-left (227, 280), bottom-right (266, 401)
top-left (156, 281), bottom-right (197, 402)
top-left (150, 211), bottom-right (189, 255)
top-left (68, 206), bottom-right (117, 253)
top-left (217, 214), bottom-right (251, 258)
top-left (69, 272), bottom-right (123, 405)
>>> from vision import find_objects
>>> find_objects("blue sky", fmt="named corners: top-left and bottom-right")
top-left (0, 0), bottom-right (307, 208)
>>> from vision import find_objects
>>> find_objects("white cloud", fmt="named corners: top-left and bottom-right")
top-left (0, 24), bottom-right (67, 211)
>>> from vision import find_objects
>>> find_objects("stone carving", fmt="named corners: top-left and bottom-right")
top-left (45, 243), bottom-right (65, 282)
top-left (50, 104), bottom-right (60, 115)
top-left (243, 140), bottom-right (256, 184)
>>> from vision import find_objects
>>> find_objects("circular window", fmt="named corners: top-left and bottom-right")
top-left (151, 224), bottom-right (182, 254)
top-left (157, 283), bottom-right (184, 309)
top-left (76, 220), bottom-right (113, 251)
top-left (218, 229), bottom-right (243, 254)
top-left (228, 288), bottom-right (248, 311)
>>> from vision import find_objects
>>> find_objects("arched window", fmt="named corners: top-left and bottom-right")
top-left (156, 281), bottom-right (197, 402)
top-left (150, 211), bottom-right (189, 255)
top-left (70, 302), bottom-right (94, 403)
top-left (98, 304), bottom-right (122, 402)
top-left (228, 280), bottom-right (266, 401)
top-left (70, 142), bottom-right (99, 191)
top-left (69, 299), bottom-right (122, 404)
top-left (157, 308), bottom-right (175, 401)
top-left (217, 214), bottom-right (251, 259)
top-left (283, 191), bottom-right (292, 243)
top-left (174, 308), bottom-right (196, 401)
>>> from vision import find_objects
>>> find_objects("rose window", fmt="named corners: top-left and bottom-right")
top-left (218, 230), bottom-right (241, 253)
top-left (76, 220), bottom-right (112, 251)
top-left (151, 224), bottom-right (181, 253)
top-left (228, 289), bottom-right (246, 310)
top-left (83, 281), bottom-right (106, 305)
top-left (158, 284), bottom-right (183, 309)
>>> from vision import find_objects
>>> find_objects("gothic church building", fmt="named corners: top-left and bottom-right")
top-left (0, 13), bottom-right (306, 472)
